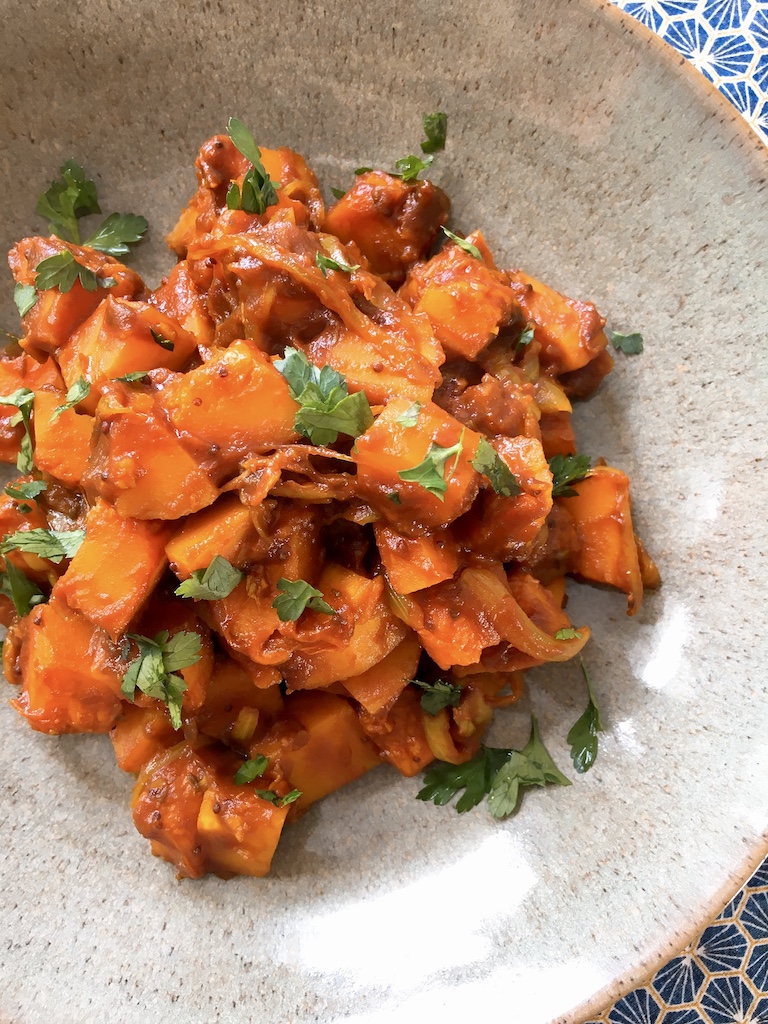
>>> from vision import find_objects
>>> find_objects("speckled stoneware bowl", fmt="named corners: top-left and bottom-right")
top-left (1, 2), bottom-right (766, 1022)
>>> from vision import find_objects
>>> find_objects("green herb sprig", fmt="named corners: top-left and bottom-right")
top-left (120, 630), bottom-right (202, 730)
top-left (274, 346), bottom-right (373, 446)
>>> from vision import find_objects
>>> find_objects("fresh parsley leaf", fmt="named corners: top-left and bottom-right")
top-left (315, 252), bottom-right (360, 276)
top-left (120, 630), bottom-right (201, 729)
top-left (280, 788), bottom-right (301, 806)
top-left (274, 346), bottom-right (374, 445)
top-left (471, 437), bottom-right (522, 498)
top-left (354, 166), bottom-right (373, 175)
top-left (14, 283), bottom-right (37, 318)
top-left (150, 328), bottom-right (174, 351)
top-left (417, 745), bottom-right (511, 813)
top-left (84, 212), bottom-right (148, 256)
top-left (162, 630), bottom-right (204, 674)
top-left (35, 160), bottom-right (100, 244)
top-left (441, 226), bottom-right (482, 260)
top-left (330, 187), bottom-right (346, 200)
top-left (608, 329), bottom-right (644, 355)
top-left (5, 480), bottom-right (47, 503)
top-left (516, 322), bottom-right (535, 355)
top-left (113, 370), bottom-right (150, 383)
top-left (0, 560), bottom-right (47, 617)
top-left (549, 453), bottom-right (591, 498)
top-left (555, 627), bottom-right (581, 641)
top-left (272, 578), bottom-right (335, 622)
top-left (567, 658), bottom-right (603, 774)
top-left (234, 755), bottom-right (269, 785)
top-left (387, 492), bottom-right (402, 505)
top-left (34, 251), bottom-right (116, 294)
top-left (394, 154), bottom-right (434, 182)
top-left (487, 716), bottom-right (571, 819)
top-left (412, 678), bottom-right (462, 716)
top-left (420, 111), bottom-right (447, 154)
top-left (397, 429), bottom-right (465, 500)
top-left (0, 388), bottom-right (34, 474)
top-left (50, 377), bottom-right (90, 422)
top-left (418, 717), bottom-right (570, 819)
top-left (396, 401), bottom-right (421, 427)
top-left (175, 555), bottom-right (244, 601)
top-left (226, 117), bottom-right (280, 215)
top-left (0, 527), bottom-right (85, 564)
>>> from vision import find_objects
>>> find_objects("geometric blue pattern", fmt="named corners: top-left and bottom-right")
top-left (609, 0), bottom-right (768, 145)
top-left (741, 893), bottom-right (768, 942)
top-left (700, 975), bottom-right (755, 1023)
top-left (696, 923), bottom-right (749, 973)
top-left (587, 6), bottom-right (767, 1022)
top-left (653, 956), bottom-right (706, 1005)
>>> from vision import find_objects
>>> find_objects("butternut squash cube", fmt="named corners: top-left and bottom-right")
top-left (54, 499), bottom-right (173, 640)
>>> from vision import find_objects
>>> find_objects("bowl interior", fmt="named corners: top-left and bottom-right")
top-left (1, 1), bottom-right (767, 1022)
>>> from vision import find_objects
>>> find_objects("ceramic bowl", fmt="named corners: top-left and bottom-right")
top-left (1, 1), bottom-right (767, 1022)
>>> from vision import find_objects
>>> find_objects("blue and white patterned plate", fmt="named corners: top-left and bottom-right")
top-left (593, 6), bottom-right (767, 1020)
top-left (611, 1), bottom-right (768, 143)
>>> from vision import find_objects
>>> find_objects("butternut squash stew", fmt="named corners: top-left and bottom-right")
top-left (0, 115), bottom-right (658, 877)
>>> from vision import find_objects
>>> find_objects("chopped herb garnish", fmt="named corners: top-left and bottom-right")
top-left (412, 678), bottom-right (462, 716)
top-left (35, 159), bottom-right (100, 244)
top-left (150, 328), bottom-right (174, 351)
top-left (34, 251), bottom-right (116, 294)
top-left (84, 212), bottom-right (148, 257)
top-left (330, 187), bottom-right (346, 200)
top-left (274, 346), bottom-right (373, 446)
top-left (608, 330), bottom-right (644, 355)
top-left (397, 429), bottom-right (465, 500)
top-left (50, 377), bottom-right (90, 422)
top-left (417, 716), bottom-right (570, 819)
top-left (233, 755), bottom-right (269, 785)
top-left (1, 527), bottom-right (85, 563)
top-left (226, 117), bottom-right (280, 215)
top-left (0, 561), bottom-right (47, 617)
top-left (354, 166), bottom-right (373, 176)
top-left (113, 370), bottom-right (150, 383)
top-left (567, 658), bottom-right (603, 774)
top-left (0, 388), bottom-right (35, 473)
top-left (486, 717), bottom-right (571, 819)
top-left (417, 745), bottom-right (511, 813)
top-left (14, 283), bottom-right (37, 318)
top-left (441, 226), bottom-right (482, 261)
top-left (555, 627), bottom-right (581, 641)
top-left (254, 788), bottom-right (302, 807)
top-left (516, 322), bottom-right (535, 354)
top-left (33, 160), bottom-right (146, 295)
top-left (315, 252), bottom-right (360, 276)
top-left (387, 492), bottom-right (402, 505)
top-left (549, 453), bottom-right (591, 498)
top-left (393, 154), bottom-right (434, 182)
top-left (471, 437), bottom-right (522, 498)
top-left (120, 629), bottom-right (202, 730)
top-left (5, 480), bottom-right (47, 503)
top-left (272, 577), bottom-right (335, 622)
top-left (175, 556), bottom-right (244, 601)
top-left (420, 112), bottom-right (448, 154)
top-left (396, 401), bottom-right (421, 428)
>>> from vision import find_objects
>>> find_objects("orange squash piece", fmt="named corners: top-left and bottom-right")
top-left (561, 466), bottom-right (645, 614)
top-left (11, 598), bottom-right (122, 734)
top-left (32, 390), bottom-right (94, 488)
top-left (54, 499), bottom-right (173, 640)
top-left (83, 387), bottom-right (219, 520)
top-left (57, 296), bottom-right (199, 412)
top-left (353, 398), bottom-right (482, 531)
top-left (158, 340), bottom-right (298, 462)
